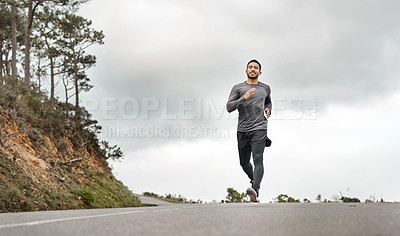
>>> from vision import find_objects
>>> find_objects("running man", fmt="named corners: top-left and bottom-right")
top-left (226, 59), bottom-right (272, 202)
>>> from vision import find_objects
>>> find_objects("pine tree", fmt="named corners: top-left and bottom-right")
top-left (57, 12), bottom-right (104, 118)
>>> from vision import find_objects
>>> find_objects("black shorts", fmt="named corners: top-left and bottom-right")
top-left (237, 129), bottom-right (271, 149)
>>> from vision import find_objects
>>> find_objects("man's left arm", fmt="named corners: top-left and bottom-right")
top-left (264, 88), bottom-right (272, 118)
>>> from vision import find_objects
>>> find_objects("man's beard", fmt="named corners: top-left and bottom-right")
top-left (248, 74), bottom-right (258, 80)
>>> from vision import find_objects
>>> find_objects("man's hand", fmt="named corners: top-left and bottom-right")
top-left (265, 107), bottom-right (270, 118)
top-left (244, 88), bottom-right (256, 100)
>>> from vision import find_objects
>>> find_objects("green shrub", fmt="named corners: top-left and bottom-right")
top-left (79, 189), bottom-right (94, 206)
top-left (26, 94), bottom-right (42, 114)
top-left (0, 188), bottom-right (18, 210)
top-left (18, 176), bottom-right (32, 189)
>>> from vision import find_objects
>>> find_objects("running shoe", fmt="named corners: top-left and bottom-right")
top-left (246, 187), bottom-right (258, 202)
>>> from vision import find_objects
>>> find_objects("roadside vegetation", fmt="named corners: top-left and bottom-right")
top-left (0, 0), bottom-right (140, 212)
top-left (143, 192), bottom-right (202, 204)
top-left (0, 79), bottom-right (141, 212)
top-left (222, 188), bottom-right (396, 204)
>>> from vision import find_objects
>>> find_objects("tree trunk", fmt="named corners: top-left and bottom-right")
top-left (0, 39), bottom-right (3, 77)
top-left (62, 75), bottom-right (73, 117)
top-left (73, 47), bottom-right (79, 118)
top-left (24, 0), bottom-right (34, 87)
top-left (62, 76), bottom-right (68, 106)
top-left (11, 0), bottom-right (18, 78)
top-left (37, 60), bottom-right (41, 93)
top-left (50, 56), bottom-right (55, 109)
top-left (5, 40), bottom-right (10, 75)
top-left (44, 35), bottom-right (55, 108)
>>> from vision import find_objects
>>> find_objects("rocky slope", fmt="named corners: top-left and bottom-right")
top-left (0, 105), bottom-right (140, 212)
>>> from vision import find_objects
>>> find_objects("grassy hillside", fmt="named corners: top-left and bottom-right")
top-left (0, 77), bottom-right (140, 212)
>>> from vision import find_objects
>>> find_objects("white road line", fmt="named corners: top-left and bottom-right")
top-left (0, 208), bottom-right (177, 230)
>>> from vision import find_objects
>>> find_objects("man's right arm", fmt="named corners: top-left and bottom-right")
top-left (226, 86), bottom-right (245, 113)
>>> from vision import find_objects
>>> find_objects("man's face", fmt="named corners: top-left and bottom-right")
top-left (246, 62), bottom-right (262, 80)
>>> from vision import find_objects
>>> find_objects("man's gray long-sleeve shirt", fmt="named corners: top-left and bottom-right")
top-left (227, 81), bottom-right (272, 132)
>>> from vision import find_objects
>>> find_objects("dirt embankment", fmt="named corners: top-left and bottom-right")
top-left (0, 106), bottom-right (140, 212)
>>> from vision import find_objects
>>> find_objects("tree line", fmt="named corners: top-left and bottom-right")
top-left (0, 0), bottom-right (103, 117)
top-left (223, 188), bottom-right (391, 204)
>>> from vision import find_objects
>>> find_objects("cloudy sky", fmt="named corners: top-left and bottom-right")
top-left (76, 0), bottom-right (400, 203)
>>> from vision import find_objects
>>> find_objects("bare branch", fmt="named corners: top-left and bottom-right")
top-left (1, 132), bottom-right (15, 149)
top-left (61, 158), bottom-right (83, 165)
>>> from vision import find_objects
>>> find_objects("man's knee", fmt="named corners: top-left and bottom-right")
top-left (253, 154), bottom-right (264, 166)
top-left (240, 160), bottom-right (250, 167)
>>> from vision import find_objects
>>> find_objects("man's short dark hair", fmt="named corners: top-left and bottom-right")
top-left (247, 59), bottom-right (261, 71)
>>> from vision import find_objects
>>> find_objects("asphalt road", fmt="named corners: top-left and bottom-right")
top-left (1, 199), bottom-right (399, 236)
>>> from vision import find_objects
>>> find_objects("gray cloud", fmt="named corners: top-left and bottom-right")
top-left (79, 0), bottom-right (400, 153)
top-left (84, 0), bottom-right (400, 104)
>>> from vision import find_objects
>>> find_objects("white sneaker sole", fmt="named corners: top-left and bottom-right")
top-left (246, 187), bottom-right (258, 202)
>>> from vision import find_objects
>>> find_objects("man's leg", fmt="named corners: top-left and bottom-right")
top-left (251, 141), bottom-right (265, 195)
top-left (238, 145), bottom-right (253, 182)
